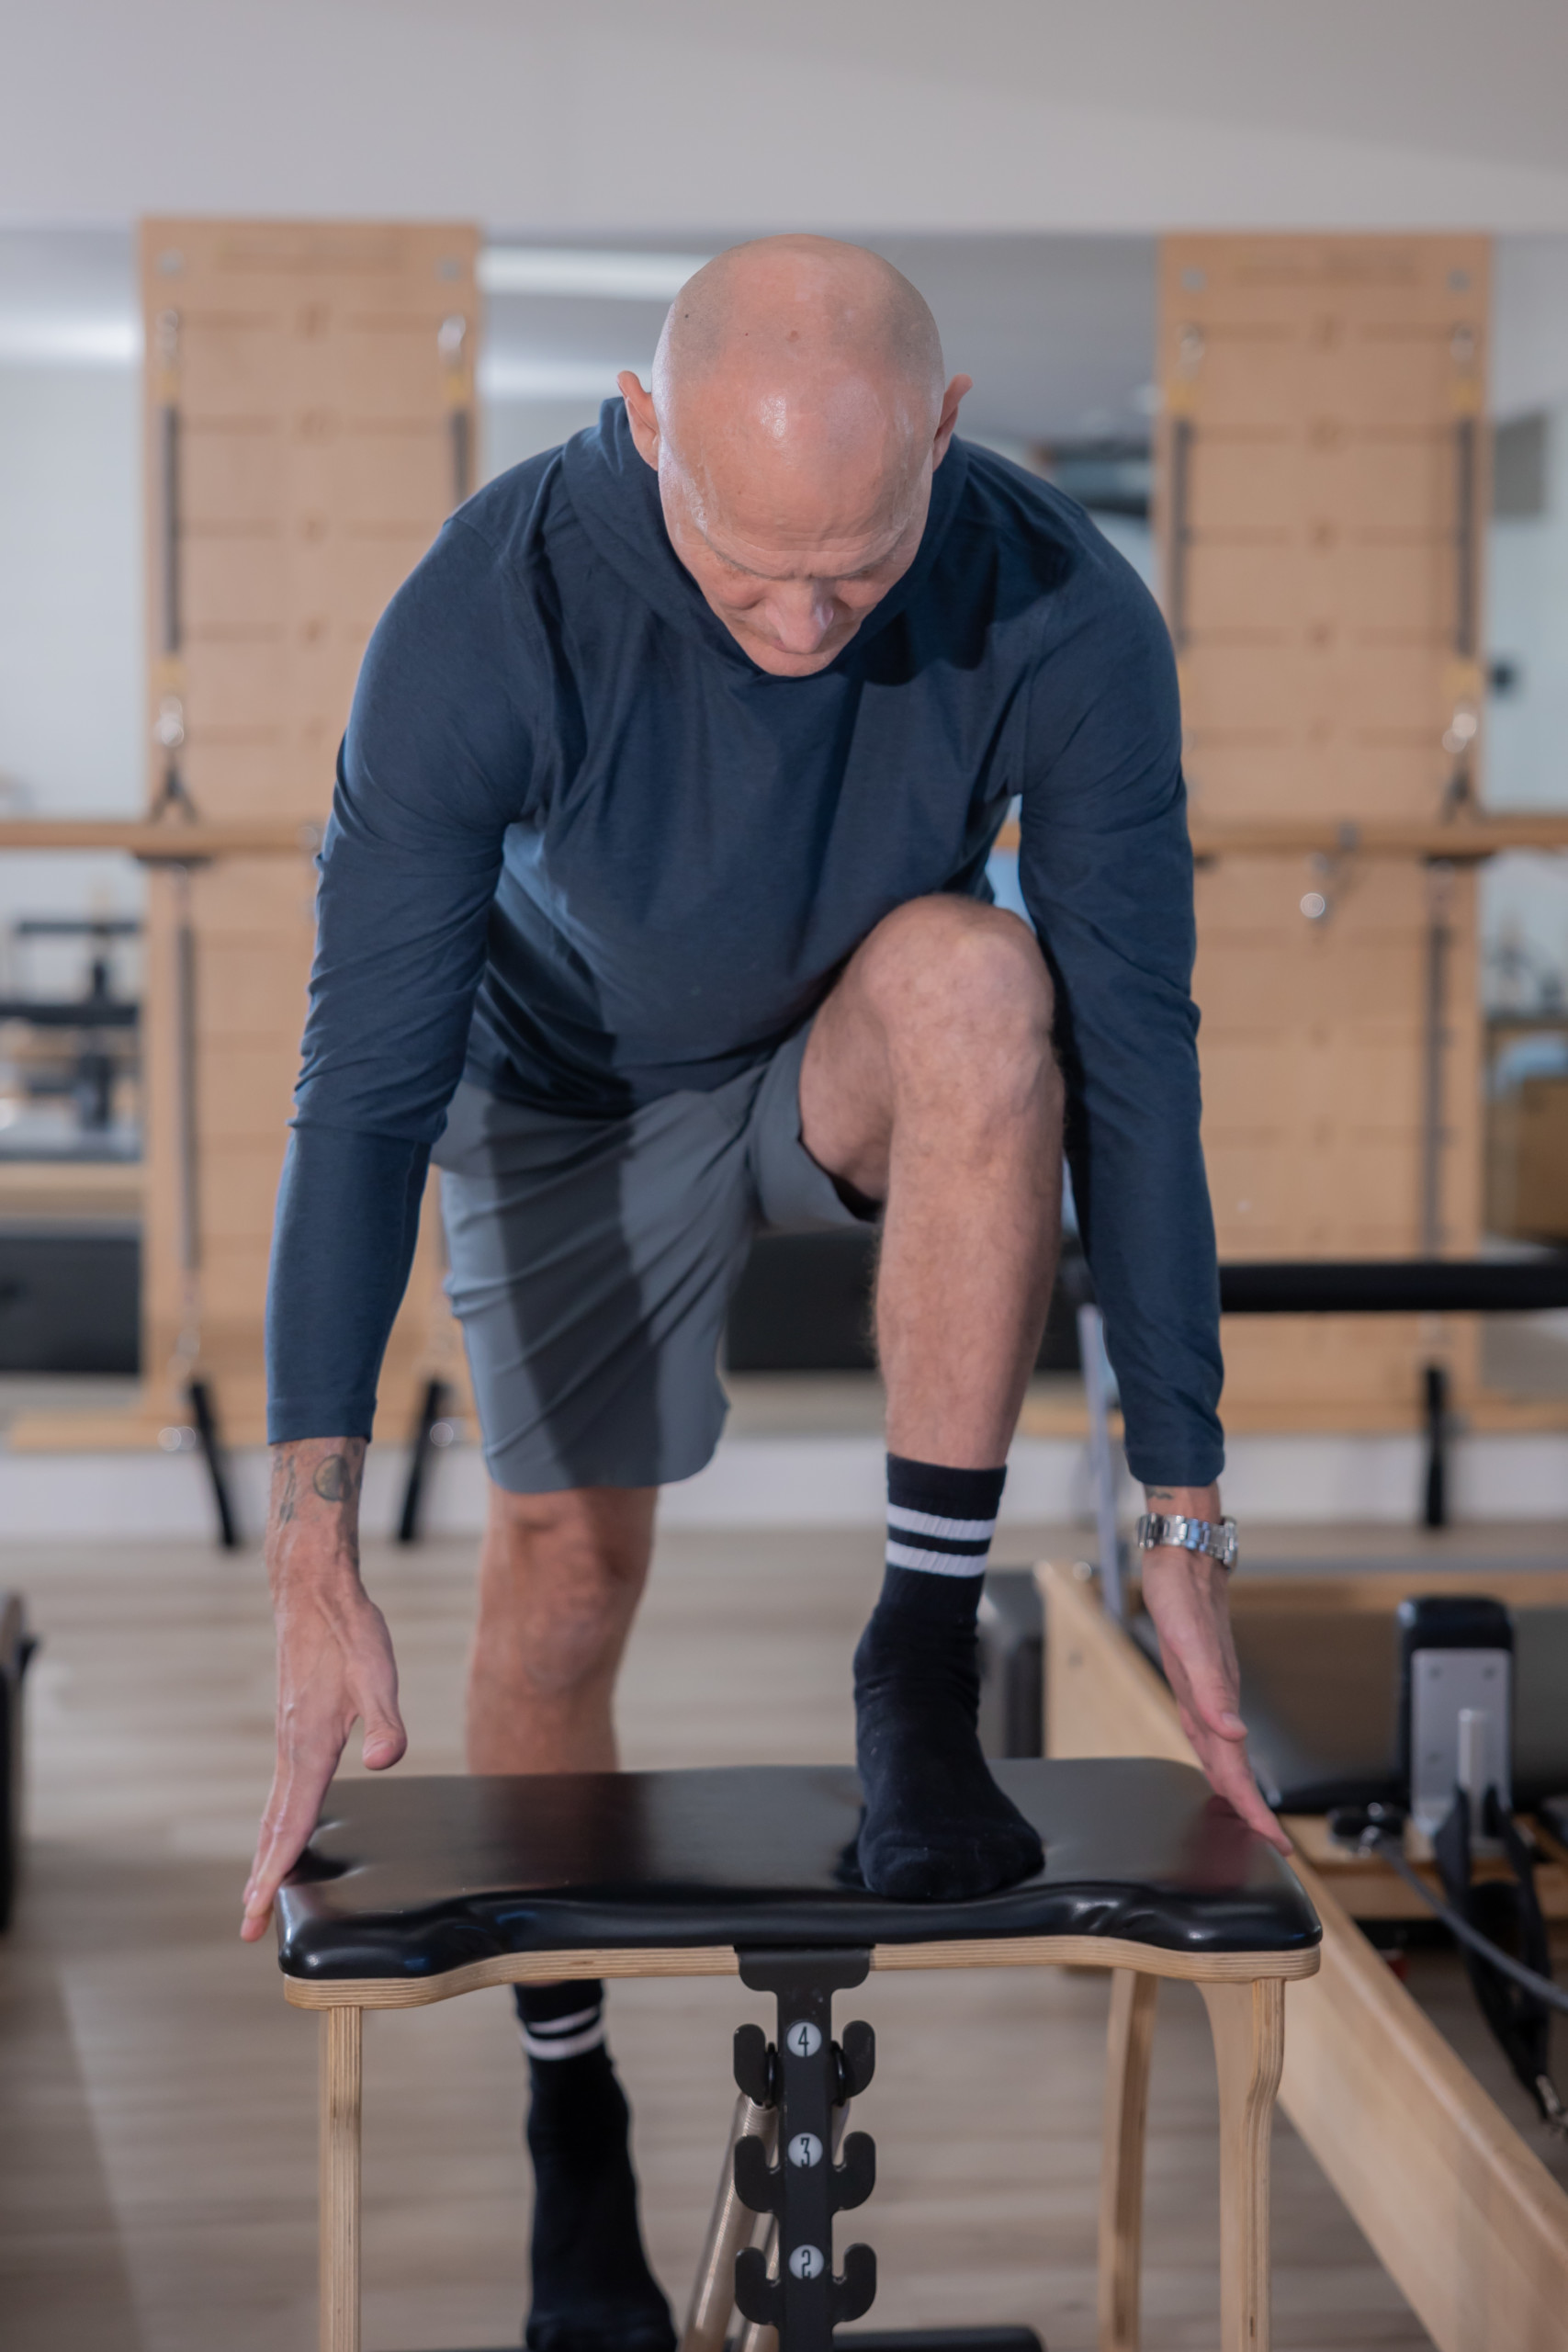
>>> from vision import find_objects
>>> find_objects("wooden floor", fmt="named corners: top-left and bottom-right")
top-left (0, 1522), bottom-right (1458, 2352)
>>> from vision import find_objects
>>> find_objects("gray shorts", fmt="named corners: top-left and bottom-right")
top-left (432, 1022), bottom-right (870, 1493)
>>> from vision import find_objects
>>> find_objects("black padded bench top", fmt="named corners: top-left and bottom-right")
top-left (276, 1758), bottom-right (1319, 1982)
top-left (1132, 1605), bottom-right (1568, 1815)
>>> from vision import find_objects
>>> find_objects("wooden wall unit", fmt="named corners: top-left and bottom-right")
top-left (134, 218), bottom-right (479, 1449)
top-left (1157, 235), bottom-right (1492, 1425)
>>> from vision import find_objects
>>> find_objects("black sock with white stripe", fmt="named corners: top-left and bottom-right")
top-left (513, 1981), bottom-right (674, 2352)
top-left (854, 1453), bottom-right (1044, 1903)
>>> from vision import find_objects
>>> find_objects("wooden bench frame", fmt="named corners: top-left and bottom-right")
top-left (286, 1922), bottom-right (1316, 2352)
top-left (1043, 1557), bottom-right (1568, 2352)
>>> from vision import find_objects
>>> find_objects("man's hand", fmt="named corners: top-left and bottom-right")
top-left (241, 1437), bottom-right (407, 1942)
top-left (1139, 1484), bottom-right (1292, 1857)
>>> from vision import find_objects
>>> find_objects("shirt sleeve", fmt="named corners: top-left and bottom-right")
top-left (1016, 558), bottom-right (1224, 1488)
top-left (265, 517), bottom-right (536, 1443)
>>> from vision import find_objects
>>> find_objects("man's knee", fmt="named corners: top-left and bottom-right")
top-left (859, 898), bottom-right (1057, 1103)
top-left (479, 1485), bottom-right (654, 1695)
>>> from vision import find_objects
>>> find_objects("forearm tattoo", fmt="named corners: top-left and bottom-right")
top-left (311, 1451), bottom-right (361, 1507)
top-left (269, 1442), bottom-right (363, 1531)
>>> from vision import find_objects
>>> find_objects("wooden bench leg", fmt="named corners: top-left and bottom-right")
top-left (682, 2091), bottom-right (776, 2352)
top-left (320, 2007), bottom-right (363, 2352)
top-left (1100, 1968), bottom-right (1158, 2352)
top-left (1199, 1979), bottom-right (1284, 2352)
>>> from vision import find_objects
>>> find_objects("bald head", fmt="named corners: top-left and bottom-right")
top-left (653, 237), bottom-right (943, 523)
top-left (620, 237), bottom-right (968, 676)
top-left (659, 235), bottom-right (942, 427)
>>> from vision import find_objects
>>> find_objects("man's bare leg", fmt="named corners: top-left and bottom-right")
top-left (468, 1480), bottom-right (674, 2352)
top-left (466, 1483), bottom-right (657, 1773)
top-left (803, 895), bottom-right (1062, 1460)
top-left (802, 894), bottom-right (1063, 1898)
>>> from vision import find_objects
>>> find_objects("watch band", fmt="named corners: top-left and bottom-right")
top-left (1135, 1511), bottom-right (1239, 1571)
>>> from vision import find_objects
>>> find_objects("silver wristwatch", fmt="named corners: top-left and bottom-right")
top-left (1135, 1511), bottom-right (1239, 1571)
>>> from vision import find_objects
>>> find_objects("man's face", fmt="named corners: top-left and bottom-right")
top-left (620, 368), bottom-right (968, 679)
top-left (656, 464), bottom-right (931, 678)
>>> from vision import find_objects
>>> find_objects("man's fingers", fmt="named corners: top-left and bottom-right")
top-left (1235, 1789), bottom-right (1293, 1855)
top-left (1143, 1563), bottom-right (1246, 1743)
top-left (243, 1685), bottom-right (402, 1936)
top-left (240, 1758), bottom-right (338, 1938)
top-left (1178, 1668), bottom-right (1247, 1743)
top-left (244, 1571), bottom-right (405, 1941)
top-left (359, 1702), bottom-right (411, 1769)
top-left (359, 1706), bottom-right (407, 1771)
top-left (1163, 1635), bottom-right (1247, 1742)
top-left (354, 1625), bottom-right (406, 1771)
top-left (241, 1820), bottom-right (307, 1932)
top-left (1145, 1555), bottom-right (1291, 1857)
top-left (1179, 1709), bottom-right (1292, 1854)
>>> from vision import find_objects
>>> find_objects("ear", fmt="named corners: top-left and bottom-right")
top-left (618, 372), bottom-right (660, 469)
top-left (932, 374), bottom-right (973, 469)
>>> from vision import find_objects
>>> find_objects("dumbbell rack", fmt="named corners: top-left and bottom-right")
top-left (730, 1950), bottom-right (878, 2352)
top-left (686, 1947), bottom-right (1044, 2352)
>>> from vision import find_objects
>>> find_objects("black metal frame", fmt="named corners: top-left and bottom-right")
top-left (732, 1948), bottom-right (878, 2352)
top-left (187, 1376), bottom-right (240, 1550)
top-left (724, 1948), bottom-right (1045, 2352)
top-left (396, 1377), bottom-right (451, 1544)
top-left (1213, 1258), bottom-right (1568, 1315)
top-left (0, 1594), bottom-right (38, 1932)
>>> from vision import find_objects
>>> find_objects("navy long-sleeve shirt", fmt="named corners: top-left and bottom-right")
top-left (266, 400), bottom-right (1224, 1484)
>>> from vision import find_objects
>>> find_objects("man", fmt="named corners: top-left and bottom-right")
top-left (243, 236), bottom-right (1285, 2350)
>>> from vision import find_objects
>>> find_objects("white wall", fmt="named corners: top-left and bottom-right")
top-left (0, 360), bottom-right (144, 961)
top-left (483, 398), bottom-right (606, 483)
top-left (1481, 395), bottom-right (1568, 1007)
top-left (5, 0), bottom-right (1568, 235)
top-left (1488, 403), bottom-right (1568, 812)
top-left (1495, 238), bottom-right (1568, 419)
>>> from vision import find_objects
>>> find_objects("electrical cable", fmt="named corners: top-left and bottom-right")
top-left (1361, 1826), bottom-right (1568, 2018)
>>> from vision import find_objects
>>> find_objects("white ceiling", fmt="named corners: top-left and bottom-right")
top-left (6, 0), bottom-right (1568, 234)
top-left (635, 0), bottom-right (1568, 178)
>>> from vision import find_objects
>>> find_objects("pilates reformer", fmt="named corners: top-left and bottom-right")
top-left (1073, 1261), bottom-right (1568, 2056)
top-left (1047, 1559), bottom-right (1568, 2349)
top-left (276, 1758), bottom-right (1319, 2352)
top-left (1038, 1251), bottom-right (1568, 2346)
